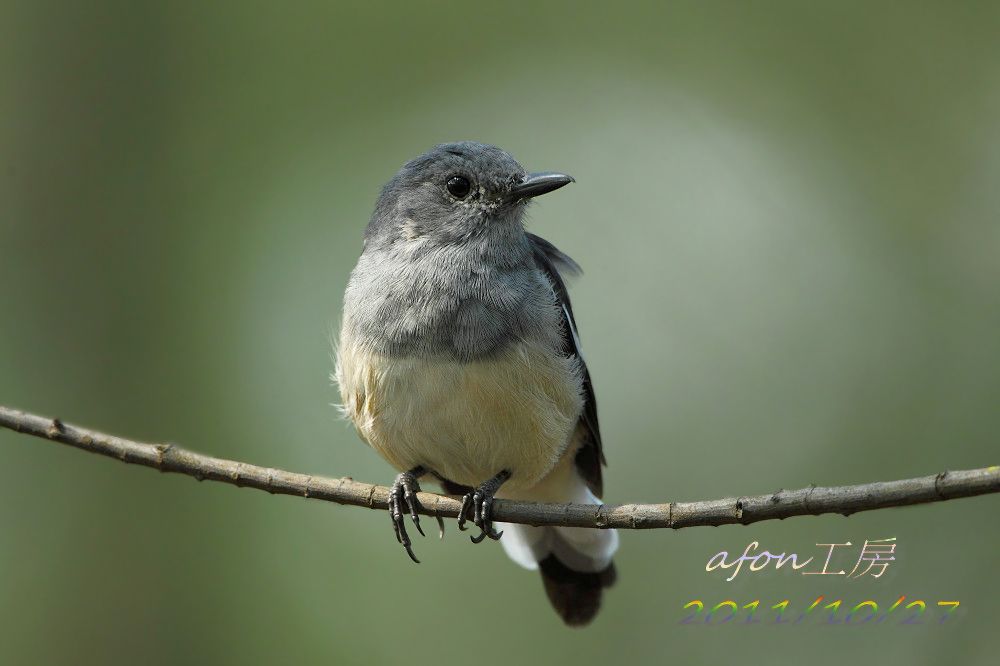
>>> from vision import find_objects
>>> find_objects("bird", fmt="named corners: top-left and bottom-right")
top-left (334, 141), bottom-right (618, 626)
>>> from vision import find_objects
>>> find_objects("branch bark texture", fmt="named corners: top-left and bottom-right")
top-left (1, 405), bottom-right (997, 529)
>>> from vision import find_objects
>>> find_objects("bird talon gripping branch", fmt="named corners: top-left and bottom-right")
top-left (465, 469), bottom-right (510, 544)
top-left (388, 467), bottom-right (426, 563)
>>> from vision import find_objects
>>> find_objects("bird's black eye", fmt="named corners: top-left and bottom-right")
top-left (446, 175), bottom-right (472, 199)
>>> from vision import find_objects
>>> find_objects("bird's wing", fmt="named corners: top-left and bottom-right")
top-left (527, 233), bottom-right (606, 498)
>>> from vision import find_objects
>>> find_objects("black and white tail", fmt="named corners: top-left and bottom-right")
top-left (498, 473), bottom-right (619, 626)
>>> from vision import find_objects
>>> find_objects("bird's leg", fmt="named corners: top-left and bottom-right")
top-left (457, 469), bottom-right (512, 544)
top-left (389, 466), bottom-right (427, 563)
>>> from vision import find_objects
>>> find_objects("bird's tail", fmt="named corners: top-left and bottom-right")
top-left (498, 474), bottom-right (619, 626)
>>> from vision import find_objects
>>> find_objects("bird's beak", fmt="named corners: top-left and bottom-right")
top-left (507, 172), bottom-right (575, 202)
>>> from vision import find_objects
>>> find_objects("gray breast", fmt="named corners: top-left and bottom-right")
top-left (344, 241), bottom-right (564, 362)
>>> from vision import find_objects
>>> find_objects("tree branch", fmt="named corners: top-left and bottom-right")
top-left (1, 404), bottom-right (998, 529)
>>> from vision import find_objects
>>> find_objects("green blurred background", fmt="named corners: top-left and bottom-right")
top-left (2, 1), bottom-right (998, 663)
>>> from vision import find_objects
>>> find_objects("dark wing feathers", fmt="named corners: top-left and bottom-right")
top-left (527, 233), bottom-right (606, 497)
top-left (526, 233), bottom-right (582, 278)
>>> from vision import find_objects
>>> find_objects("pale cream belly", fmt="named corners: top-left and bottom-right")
top-left (335, 333), bottom-right (584, 493)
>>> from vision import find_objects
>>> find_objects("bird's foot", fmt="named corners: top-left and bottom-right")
top-left (389, 467), bottom-right (426, 563)
top-left (457, 470), bottom-right (512, 544)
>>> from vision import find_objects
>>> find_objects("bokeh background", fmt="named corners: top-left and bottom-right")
top-left (2, 1), bottom-right (998, 664)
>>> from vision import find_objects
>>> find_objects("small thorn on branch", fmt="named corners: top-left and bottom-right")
top-left (47, 418), bottom-right (65, 438)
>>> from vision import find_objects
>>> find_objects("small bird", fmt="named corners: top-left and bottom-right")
top-left (335, 141), bottom-right (618, 625)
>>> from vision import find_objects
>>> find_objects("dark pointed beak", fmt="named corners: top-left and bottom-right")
top-left (508, 172), bottom-right (575, 202)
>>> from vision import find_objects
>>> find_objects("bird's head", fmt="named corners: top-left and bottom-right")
top-left (365, 141), bottom-right (573, 247)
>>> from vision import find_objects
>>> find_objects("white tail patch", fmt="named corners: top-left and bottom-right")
top-left (498, 466), bottom-right (618, 573)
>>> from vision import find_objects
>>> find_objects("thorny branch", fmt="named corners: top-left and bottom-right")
top-left (1, 405), bottom-right (997, 529)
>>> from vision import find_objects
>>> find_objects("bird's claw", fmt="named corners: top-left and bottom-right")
top-left (458, 470), bottom-right (511, 544)
top-left (389, 470), bottom-right (424, 563)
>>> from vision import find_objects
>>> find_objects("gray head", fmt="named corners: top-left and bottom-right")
top-left (363, 141), bottom-right (574, 250)
top-left (343, 142), bottom-right (575, 360)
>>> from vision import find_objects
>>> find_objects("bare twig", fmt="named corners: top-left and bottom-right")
top-left (1, 405), bottom-right (997, 529)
